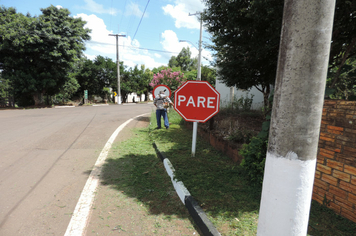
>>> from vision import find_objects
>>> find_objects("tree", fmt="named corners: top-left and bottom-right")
top-left (54, 77), bottom-right (80, 104)
top-left (141, 65), bottom-right (154, 101)
top-left (125, 65), bottom-right (151, 102)
top-left (328, 1), bottom-right (356, 89)
top-left (0, 72), bottom-right (13, 106)
top-left (202, 0), bottom-right (284, 108)
top-left (0, 6), bottom-right (90, 105)
top-left (168, 56), bottom-right (179, 68)
top-left (202, 0), bottom-right (356, 105)
top-left (201, 65), bottom-right (216, 87)
top-left (327, 57), bottom-right (356, 100)
top-left (75, 56), bottom-right (117, 99)
top-left (168, 47), bottom-right (198, 72)
top-left (150, 69), bottom-right (187, 92)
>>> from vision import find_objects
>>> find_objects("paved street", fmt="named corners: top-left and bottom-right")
top-left (0, 104), bottom-right (154, 236)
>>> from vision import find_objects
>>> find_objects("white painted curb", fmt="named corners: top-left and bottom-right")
top-left (154, 143), bottom-right (221, 236)
top-left (163, 158), bottom-right (191, 204)
top-left (54, 106), bottom-right (75, 108)
top-left (92, 104), bottom-right (109, 106)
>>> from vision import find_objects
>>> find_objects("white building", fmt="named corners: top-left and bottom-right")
top-left (215, 79), bottom-right (264, 110)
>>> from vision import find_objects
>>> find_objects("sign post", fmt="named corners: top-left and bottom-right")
top-left (84, 90), bottom-right (88, 104)
top-left (174, 81), bottom-right (220, 156)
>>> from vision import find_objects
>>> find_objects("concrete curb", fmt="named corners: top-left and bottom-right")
top-left (92, 104), bottom-right (109, 106)
top-left (54, 105), bottom-right (75, 108)
top-left (152, 142), bottom-right (221, 236)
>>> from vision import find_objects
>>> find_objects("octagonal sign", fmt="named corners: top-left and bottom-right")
top-left (174, 80), bottom-right (220, 123)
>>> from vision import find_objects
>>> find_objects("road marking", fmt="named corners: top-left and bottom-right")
top-left (64, 113), bottom-right (148, 236)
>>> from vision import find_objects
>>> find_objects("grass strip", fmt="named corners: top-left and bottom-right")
top-left (101, 109), bottom-right (356, 235)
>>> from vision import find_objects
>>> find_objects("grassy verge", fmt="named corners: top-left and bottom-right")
top-left (102, 109), bottom-right (356, 235)
top-left (150, 110), bottom-right (260, 235)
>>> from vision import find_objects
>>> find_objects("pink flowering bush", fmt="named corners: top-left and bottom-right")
top-left (149, 69), bottom-right (187, 91)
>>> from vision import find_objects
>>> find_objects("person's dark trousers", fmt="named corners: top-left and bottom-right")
top-left (156, 109), bottom-right (169, 128)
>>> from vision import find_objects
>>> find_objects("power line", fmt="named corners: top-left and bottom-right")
top-left (87, 40), bottom-right (179, 54)
top-left (132, 0), bottom-right (150, 41)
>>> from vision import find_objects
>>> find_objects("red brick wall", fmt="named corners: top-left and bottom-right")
top-left (313, 100), bottom-right (356, 223)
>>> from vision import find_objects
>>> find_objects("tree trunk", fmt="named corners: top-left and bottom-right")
top-left (255, 84), bottom-right (271, 114)
top-left (33, 92), bottom-right (44, 106)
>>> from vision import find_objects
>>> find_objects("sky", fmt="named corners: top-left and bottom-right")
top-left (0, 0), bottom-right (213, 70)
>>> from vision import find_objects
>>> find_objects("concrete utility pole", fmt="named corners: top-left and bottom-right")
top-left (109, 27), bottom-right (126, 104)
top-left (257, 0), bottom-right (336, 235)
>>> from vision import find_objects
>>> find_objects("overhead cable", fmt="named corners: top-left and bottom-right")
top-left (132, 0), bottom-right (150, 41)
top-left (87, 40), bottom-right (178, 54)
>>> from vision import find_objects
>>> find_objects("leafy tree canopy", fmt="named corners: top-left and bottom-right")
top-left (168, 47), bottom-right (198, 72)
top-left (0, 5), bottom-right (90, 105)
top-left (74, 56), bottom-right (117, 97)
top-left (202, 0), bottom-right (284, 107)
top-left (327, 1), bottom-right (356, 99)
top-left (167, 47), bottom-right (217, 87)
top-left (203, 0), bottom-right (356, 103)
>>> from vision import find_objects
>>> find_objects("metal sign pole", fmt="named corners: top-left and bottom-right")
top-left (190, 12), bottom-right (203, 157)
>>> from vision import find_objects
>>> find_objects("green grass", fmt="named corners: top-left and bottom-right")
top-left (150, 110), bottom-right (260, 235)
top-left (101, 109), bottom-right (356, 235)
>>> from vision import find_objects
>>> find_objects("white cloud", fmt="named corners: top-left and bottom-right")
top-left (160, 30), bottom-right (212, 65)
top-left (81, 0), bottom-right (118, 15)
top-left (84, 53), bottom-right (96, 61)
top-left (162, 0), bottom-right (205, 29)
top-left (160, 30), bottom-right (180, 52)
top-left (75, 13), bottom-right (165, 69)
top-left (56, 5), bottom-right (63, 10)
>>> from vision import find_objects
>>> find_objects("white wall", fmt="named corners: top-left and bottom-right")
top-left (215, 79), bottom-right (264, 110)
top-left (125, 93), bottom-right (153, 103)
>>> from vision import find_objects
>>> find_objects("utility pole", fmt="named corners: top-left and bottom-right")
top-left (109, 27), bottom-right (126, 104)
top-left (257, 0), bottom-right (336, 235)
top-left (189, 12), bottom-right (203, 157)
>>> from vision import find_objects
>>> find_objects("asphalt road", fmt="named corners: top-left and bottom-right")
top-left (0, 104), bottom-right (154, 236)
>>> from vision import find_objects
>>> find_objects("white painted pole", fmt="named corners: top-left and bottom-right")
top-left (191, 122), bottom-right (198, 157)
top-left (191, 13), bottom-right (203, 157)
top-left (257, 0), bottom-right (336, 235)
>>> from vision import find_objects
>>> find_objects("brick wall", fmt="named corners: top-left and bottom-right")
top-left (313, 100), bottom-right (356, 223)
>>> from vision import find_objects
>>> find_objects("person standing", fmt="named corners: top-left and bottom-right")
top-left (153, 91), bottom-right (174, 129)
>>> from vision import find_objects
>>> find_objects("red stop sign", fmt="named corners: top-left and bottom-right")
top-left (174, 81), bottom-right (220, 123)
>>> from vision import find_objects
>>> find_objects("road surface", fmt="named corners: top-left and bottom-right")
top-left (0, 104), bottom-right (154, 235)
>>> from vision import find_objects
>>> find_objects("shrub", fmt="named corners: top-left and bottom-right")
top-left (227, 129), bottom-right (255, 144)
top-left (233, 93), bottom-right (254, 111)
top-left (239, 133), bottom-right (268, 185)
top-left (239, 109), bottom-right (271, 185)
